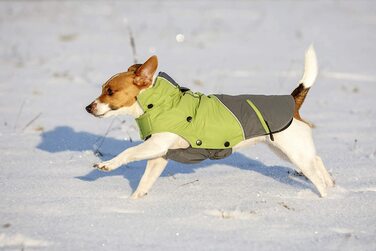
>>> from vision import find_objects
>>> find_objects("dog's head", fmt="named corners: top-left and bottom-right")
top-left (85, 56), bottom-right (158, 118)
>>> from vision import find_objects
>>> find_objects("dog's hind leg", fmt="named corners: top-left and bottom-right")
top-left (131, 157), bottom-right (168, 199)
top-left (314, 156), bottom-right (335, 188)
top-left (270, 119), bottom-right (329, 197)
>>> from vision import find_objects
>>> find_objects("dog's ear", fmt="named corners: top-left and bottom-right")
top-left (127, 64), bottom-right (142, 73)
top-left (134, 56), bottom-right (158, 88)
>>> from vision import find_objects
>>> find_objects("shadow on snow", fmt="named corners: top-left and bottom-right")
top-left (37, 126), bottom-right (311, 192)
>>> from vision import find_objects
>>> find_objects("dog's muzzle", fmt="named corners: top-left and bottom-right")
top-left (85, 102), bottom-right (96, 114)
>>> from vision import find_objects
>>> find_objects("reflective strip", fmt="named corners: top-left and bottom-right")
top-left (246, 99), bottom-right (270, 135)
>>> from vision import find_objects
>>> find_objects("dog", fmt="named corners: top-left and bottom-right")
top-left (86, 46), bottom-right (334, 199)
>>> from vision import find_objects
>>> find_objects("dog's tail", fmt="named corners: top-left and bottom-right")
top-left (291, 45), bottom-right (318, 125)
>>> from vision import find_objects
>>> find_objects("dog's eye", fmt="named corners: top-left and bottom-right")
top-left (107, 88), bottom-right (114, 96)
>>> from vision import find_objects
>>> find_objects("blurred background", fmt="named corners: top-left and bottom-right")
top-left (1, 1), bottom-right (375, 134)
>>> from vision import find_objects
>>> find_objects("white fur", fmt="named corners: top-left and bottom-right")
top-left (92, 99), bottom-right (144, 118)
top-left (130, 157), bottom-right (168, 199)
top-left (299, 44), bottom-right (318, 88)
top-left (93, 46), bottom-right (334, 199)
top-left (268, 119), bottom-right (334, 196)
top-left (92, 100), bottom-right (111, 117)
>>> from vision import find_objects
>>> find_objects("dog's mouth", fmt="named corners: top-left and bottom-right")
top-left (86, 101), bottom-right (117, 118)
top-left (95, 114), bottom-right (105, 118)
top-left (93, 112), bottom-right (107, 118)
top-left (93, 107), bottom-right (119, 118)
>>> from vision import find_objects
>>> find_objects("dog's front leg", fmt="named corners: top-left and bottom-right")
top-left (93, 132), bottom-right (178, 171)
top-left (130, 157), bottom-right (168, 199)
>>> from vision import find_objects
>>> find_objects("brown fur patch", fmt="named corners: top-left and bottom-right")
top-left (98, 72), bottom-right (142, 110)
top-left (96, 55), bottom-right (158, 110)
top-left (291, 83), bottom-right (312, 126)
top-left (128, 64), bottom-right (142, 72)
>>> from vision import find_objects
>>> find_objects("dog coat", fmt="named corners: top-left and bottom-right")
top-left (136, 72), bottom-right (295, 163)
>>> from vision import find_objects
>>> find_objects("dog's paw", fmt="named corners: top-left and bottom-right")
top-left (318, 188), bottom-right (328, 198)
top-left (130, 191), bottom-right (148, 199)
top-left (93, 160), bottom-right (120, 172)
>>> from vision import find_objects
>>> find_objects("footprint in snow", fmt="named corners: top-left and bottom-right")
top-left (0, 233), bottom-right (51, 249)
top-left (205, 209), bottom-right (257, 220)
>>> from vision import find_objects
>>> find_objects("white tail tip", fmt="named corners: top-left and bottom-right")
top-left (299, 44), bottom-right (318, 88)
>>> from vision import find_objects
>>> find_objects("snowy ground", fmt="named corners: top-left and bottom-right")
top-left (1, 1), bottom-right (376, 250)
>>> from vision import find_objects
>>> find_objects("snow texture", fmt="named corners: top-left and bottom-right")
top-left (1, 1), bottom-right (376, 250)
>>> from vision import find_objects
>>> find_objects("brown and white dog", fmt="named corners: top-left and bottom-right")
top-left (86, 46), bottom-right (334, 199)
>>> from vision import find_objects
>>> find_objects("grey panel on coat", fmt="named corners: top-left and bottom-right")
top-left (165, 147), bottom-right (232, 164)
top-left (215, 94), bottom-right (295, 139)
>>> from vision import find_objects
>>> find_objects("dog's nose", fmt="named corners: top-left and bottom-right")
top-left (86, 102), bottom-right (97, 114)
top-left (85, 104), bottom-right (92, 113)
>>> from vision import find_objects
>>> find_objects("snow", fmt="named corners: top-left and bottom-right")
top-left (1, 1), bottom-right (376, 250)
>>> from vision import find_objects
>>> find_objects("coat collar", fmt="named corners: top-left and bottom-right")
top-left (136, 72), bottom-right (184, 139)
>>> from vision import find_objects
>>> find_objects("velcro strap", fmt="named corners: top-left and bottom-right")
top-left (135, 113), bottom-right (152, 140)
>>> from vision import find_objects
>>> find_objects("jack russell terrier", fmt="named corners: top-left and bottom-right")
top-left (86, 46), bottom-right (334, 199)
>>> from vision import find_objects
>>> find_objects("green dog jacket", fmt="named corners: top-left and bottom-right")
top-left (136, 72), bottom-right (295, 163)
